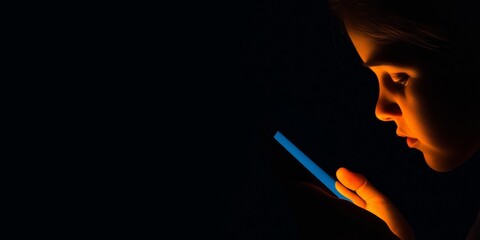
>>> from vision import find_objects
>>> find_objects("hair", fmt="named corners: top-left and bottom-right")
top-left (328, 0), bottom-right (479, 92)
top-left (328, 0), bottom-right (477, 55)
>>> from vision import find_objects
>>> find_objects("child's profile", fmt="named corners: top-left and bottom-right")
top-left (323, 0), bottom-right (479, 239)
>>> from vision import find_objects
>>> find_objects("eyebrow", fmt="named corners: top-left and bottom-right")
top-left (362, 60), bottom-right (407, 69)
top-left (362, 59), bottom-right (393, 68)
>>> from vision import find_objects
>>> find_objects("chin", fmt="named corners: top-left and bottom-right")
top-left (422, 150), bottom-right (471, 173)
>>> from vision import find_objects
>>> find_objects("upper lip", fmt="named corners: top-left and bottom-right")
top-left (396, 130), bottom-right (412, 138)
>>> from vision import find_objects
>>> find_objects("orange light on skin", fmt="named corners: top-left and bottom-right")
top-left (344, 21), bottom-right (480, 173)
top-left (335, 167), bottom-right (415, 240)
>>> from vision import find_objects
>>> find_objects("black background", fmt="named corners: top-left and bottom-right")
top-left (10, 1), bottom-right (479, 239)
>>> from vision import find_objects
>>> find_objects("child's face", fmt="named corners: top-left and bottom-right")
top-left (345, 25), bottom-right (480, 172)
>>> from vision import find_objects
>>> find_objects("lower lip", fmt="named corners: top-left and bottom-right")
top-left (406, 138), bottom-right (419, 148)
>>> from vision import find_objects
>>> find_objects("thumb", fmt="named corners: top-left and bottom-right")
top-left (335, 167), bottom-right (388, 208)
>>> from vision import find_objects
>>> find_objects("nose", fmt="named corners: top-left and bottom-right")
top-left (375, 85), bottom-right (402, 122)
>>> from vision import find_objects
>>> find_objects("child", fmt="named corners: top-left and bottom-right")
top-left (327, 0), bottom-right (480, 239)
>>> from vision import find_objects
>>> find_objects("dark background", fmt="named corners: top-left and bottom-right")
top-left (219, 0), bottom-right (480, 240)
top-left (9, 1), bottom-right (478, 239)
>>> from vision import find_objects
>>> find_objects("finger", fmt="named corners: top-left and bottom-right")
top-left (335, 181), bottom-right (366, 208)
top-left (336, 167), bottom-right (386, 203)
top-left (336, 167), bottom-right (366, 191)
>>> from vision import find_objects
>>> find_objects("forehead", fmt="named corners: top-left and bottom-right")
top-left (345, 26), bottom-right (374, 64)
top-left (345, 25), bottom-right (438, 70)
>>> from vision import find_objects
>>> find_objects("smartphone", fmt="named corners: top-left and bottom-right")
top-left (274, 130), bottom-right (351, 202)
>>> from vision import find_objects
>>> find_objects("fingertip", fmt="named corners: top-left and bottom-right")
top-left (337, 167), bottom-right (354, 183)
top-left (337, 168), bottom-right (367, 190)
top-left (334, 180), bottom-right (341, 190)
top-left (336, 167), bottom-right (348, 178)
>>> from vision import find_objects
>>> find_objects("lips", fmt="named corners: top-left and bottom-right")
top-left (396, 131), bottom-right (408, 138)
top-left (396, 130), bottom-right (419, 148)
top-left (406, 137), bottom-right (419, 148)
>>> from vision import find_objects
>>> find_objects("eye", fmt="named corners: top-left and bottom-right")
top-left (391, 73), bottom-right (410, 87)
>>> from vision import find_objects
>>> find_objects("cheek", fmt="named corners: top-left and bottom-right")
top-left (401, 89), bottom-right (477, 172)
top-left (404, 97), bottom-right (454, 150)
top-left (402, 104), bottom-right (437, 148)
top-left (401, 87), bottom-right (452, 151)
top-left (401, 102), bottom-right (464, 172)
top-left (401, 87), bottom-right (431, 135)
top-left (398, 63), bottom-right (479, 170)
top-left (410, 76), bottom-right (450, 131)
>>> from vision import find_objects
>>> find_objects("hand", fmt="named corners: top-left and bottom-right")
top-left (335, 167), bottom-right (415, 240)
top-left (284, 181), bottom-right (401, 240)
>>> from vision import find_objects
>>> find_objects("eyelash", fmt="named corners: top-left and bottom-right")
top-left (391, 73), bottom-right (410, 87)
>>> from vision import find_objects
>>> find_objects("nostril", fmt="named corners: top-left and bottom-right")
top-left (375, 102), bottom-right (402, 121)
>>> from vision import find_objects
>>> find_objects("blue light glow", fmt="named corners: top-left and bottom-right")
top-left (274, 131), bottom-right (351, 202)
